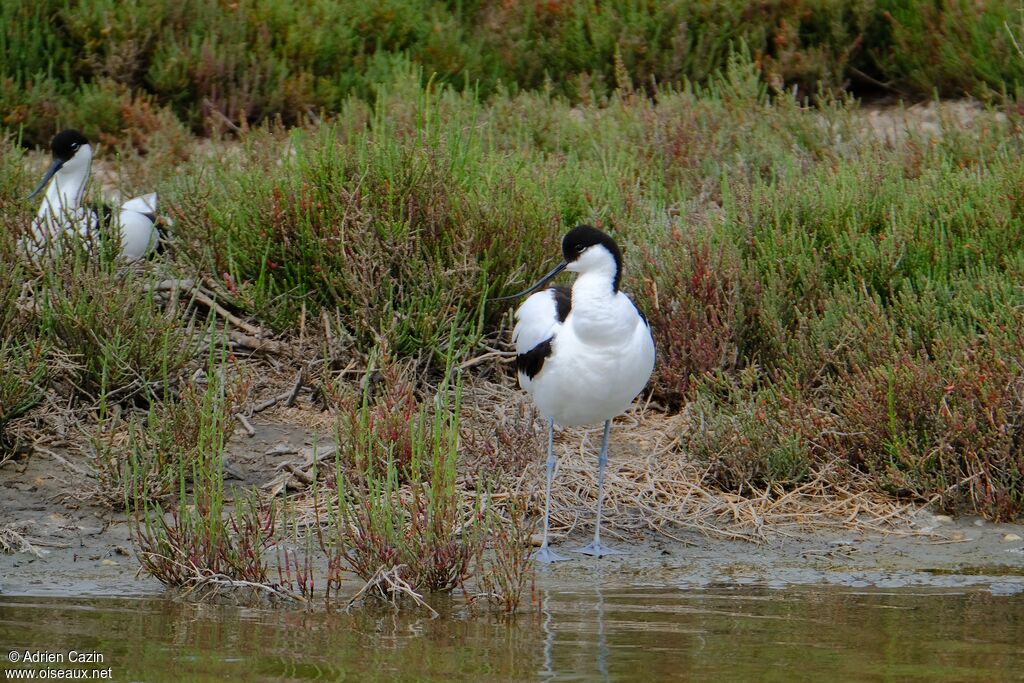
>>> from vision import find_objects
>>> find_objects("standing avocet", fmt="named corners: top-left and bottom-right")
top-left (27, 129), bottom-right (161, 262)
top-left (498, 225), bottom-right (655, 562)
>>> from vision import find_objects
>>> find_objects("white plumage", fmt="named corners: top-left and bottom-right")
top-left (514, 283), bottom-right (654, 427)
top-left (500, 224), bottom-right (655, 561)
top-left (28, 130), bottom-right (161, 262)
top-left (511, 289), bottom-right (561, 383)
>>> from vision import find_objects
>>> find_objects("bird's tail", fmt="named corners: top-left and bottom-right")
top-left (123, 192), bottom-right (172, 256)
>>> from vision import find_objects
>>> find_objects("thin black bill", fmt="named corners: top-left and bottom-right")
top-left (27, 158), bottom-right (65, 199)
top-left (491, 260), bottom-right (567, 301)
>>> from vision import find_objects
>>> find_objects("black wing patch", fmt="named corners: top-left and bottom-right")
top-left (550, 285), bottom-right (572, 322)
top-left (86, 202), bottom-right (114, 228)
top-left (153, 216), bottom-right (169, 256)
top-left (516, 337), bottom-right (553, 380)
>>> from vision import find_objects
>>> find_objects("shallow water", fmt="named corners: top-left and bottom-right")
top-left (2, 583), bottom-right (1022, 681)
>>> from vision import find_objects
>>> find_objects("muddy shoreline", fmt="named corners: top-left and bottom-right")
top-left (3, 418), bottom-right (1023, 599)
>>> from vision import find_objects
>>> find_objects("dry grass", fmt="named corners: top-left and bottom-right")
top-left (459, 375), bottom-right (922, 545)
top-left (0, 524), bottom-right (42, 557)
top-left (258, 347), bottom-right (930, 547)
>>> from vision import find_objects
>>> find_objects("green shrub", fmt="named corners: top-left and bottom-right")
top-left (871, 0), bottom-right (1024, 97)
top-left (0, 339), bottom-right (47, 454)
top-left (4, 1), bottom-right (1024, 146)
top-left (35, 247), bottom-right (197, 403)
top-left (833, 333), bottom-right (1024, 520)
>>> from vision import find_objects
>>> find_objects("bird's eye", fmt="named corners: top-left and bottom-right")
top-left (70, 143), bottom-right (79, 151)
top-left (575, 244), bottom-right (586, 253)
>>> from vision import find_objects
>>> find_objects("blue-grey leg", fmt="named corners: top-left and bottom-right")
top-left (577, 419), bottom-right (625, 557)
top-left (533, 418), bottom-right (570, 563)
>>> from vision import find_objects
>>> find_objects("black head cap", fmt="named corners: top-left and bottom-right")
top-left (50, 129), bottom-right (89, 162)
top-left (561, 224), bottom-right (623, 291)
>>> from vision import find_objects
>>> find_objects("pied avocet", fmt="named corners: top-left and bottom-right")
top-left (28, 129), bottom-right (161, 261)
top-left (497, 225), bottom-right (655, 562)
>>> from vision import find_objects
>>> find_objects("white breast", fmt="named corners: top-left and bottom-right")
top-left (516, 288), bottom-right (654, 427)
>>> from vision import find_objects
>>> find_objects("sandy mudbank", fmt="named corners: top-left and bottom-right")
top-left (2, 419), bottom-right (1022, 599)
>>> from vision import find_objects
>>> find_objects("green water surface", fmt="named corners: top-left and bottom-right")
top-left (1, 586), bottom-right (1022, 681)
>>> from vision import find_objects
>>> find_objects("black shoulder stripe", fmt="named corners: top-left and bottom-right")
top-left (632, 299), bottom-right (655, 362)
top-left (632, 298), bottom-right (648, 327)
top-left (516, 337), bottom-right (553, 380)
top-left (551, 285), bottom-right (572, 323)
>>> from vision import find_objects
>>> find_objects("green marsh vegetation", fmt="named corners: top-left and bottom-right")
top-left (1, 2), bottom-right (1023, 610)
top-left (5, 0), bottom-right (1024, 148)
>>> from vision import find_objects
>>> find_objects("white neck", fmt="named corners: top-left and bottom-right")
top-left (569, 271), bottom-right (632, 345)
top-left (32, 167), bottom-right (92, 249)
top-left (571, 270), bottom-right (616, 302)
top-left (36, 158), bottom-right (91, 222)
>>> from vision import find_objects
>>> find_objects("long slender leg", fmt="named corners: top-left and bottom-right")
top-left (577, 419), bottom-right (625, 557)
top-left (533, 418), bottom-right (570, 563)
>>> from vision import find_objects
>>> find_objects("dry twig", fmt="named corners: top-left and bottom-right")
top-left (0, 525), bottom-right (43, 557)
top-left (345, 565), bottom-right (439, 617)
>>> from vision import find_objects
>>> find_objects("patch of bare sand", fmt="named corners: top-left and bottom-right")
top-left (858, 98), bottom-right (1008, 145)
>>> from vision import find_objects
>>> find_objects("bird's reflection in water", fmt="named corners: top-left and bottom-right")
top-left (538, 571), bottom-right (611, 681)
top-left (595, 583), bottom-right (610, 681)
top-left (540, 589), bottom-right (556, 680)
